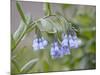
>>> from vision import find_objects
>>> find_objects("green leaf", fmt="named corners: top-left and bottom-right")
top-left (11, 59), bottom-right (20, 74)
top-left (48, 18), bottom-right (63, 32)
top-left (56, 14), bottom-right (80, 33)
top-left (39, 15), bottom-right (67, 33)
top-left (12, 20), bottom-right (26, 51)
top-left (16, 1), bottom-right (26, 24)
top-left (20, 58), bottom-right (39, 73)
top-left (13, 16), bottom-right (32, 41)
top-left (13, 20), bottom-right (26, 43)
top-left (55, 15), bottom-right (69, 33)
top-left (12, 15), bottom-right (35, 50)
top-left (26, 15), bottom-right (33, 25)
top-left (38, 18), bottom-right (56, 33)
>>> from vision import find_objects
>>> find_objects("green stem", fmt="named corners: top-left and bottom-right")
top-left (44, 3), bottom-right (52, 16)
top-left (26, 15), bottom-right (56, 33)
top-left (12, 15), bottom-right (56, 51)
top-left (43, 15), bottom-right (56, 19)
top-left (47, 3), bottom-right (52, 16)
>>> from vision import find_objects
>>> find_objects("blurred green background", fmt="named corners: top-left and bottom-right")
top-left (11, 0), bottom-right (96, 74)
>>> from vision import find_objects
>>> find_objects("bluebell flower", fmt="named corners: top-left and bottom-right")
top-left (61, 33), bottom-right (70, 55)
top-left (68, 34), bottom-right (79, 48)
top-left (41, 37), bottom-right (48, 46)
top-left (50, 42), bottom-right (63, 59)
top-left (32, 38), bottom-right (40, 50)
top-left (38, 38), bottom-right (44, 49)
top-left (61, 46), bottom-right (70, 55)
top-left (32, 37), bottom-right (48, 51)
top-left (61, 37), bottom-right (68, 46)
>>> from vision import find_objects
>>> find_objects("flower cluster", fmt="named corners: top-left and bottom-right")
top-left (32, 32), bottom-right (79, 59)
top-left (32, 37), bottom-right (48, 51)
top-left (50, 33), bottom-right (79, 59)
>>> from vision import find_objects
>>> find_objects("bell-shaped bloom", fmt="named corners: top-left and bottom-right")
top-left (32, 37), bottom-right (48, 51)
top-left (61, 33), bottom-right (70, 55)
top-left (68, 34), bottom-right (79, 48)
top-left (50, 42), bottom-right (63, 59)
top-left (61, 37), bottom-right (68, 46)
top-left (61, 46), bottom-right (70, 55)
top-left (41, 37), bottom-right (48, 46)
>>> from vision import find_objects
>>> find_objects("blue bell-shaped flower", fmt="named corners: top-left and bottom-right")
top-left (61, 33), bottom-right (70, 55)
top-left (32, 37), bottom-right (48, 51)
top-left (68, 34), bottom-right (79, 48)
top-left (50, 42), bottom-right (63, 59)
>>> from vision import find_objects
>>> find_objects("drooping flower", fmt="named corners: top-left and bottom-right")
top-left (32, 37), bottom-right (48, 51)
top-left (50, 42), bottom-right (63, 59)
top-left (61, 46), bottom-right (70, 55)
top-left (61, 33), bottom-right (70, 55)
top-left (68, 34), bottom-right (79, 48)
top-left (50, 32), bottom-right (79, 59)
top-left (33, 38), bottom-right (40, 50)
top-left (41, 37), bottom-right (48, 46)
top-left (61, 34), bottom-right (68, 46)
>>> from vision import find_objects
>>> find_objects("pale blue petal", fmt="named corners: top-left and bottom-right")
top-left (39, 42), bottom-right (44, 49)
top-left (32, 42), bottom-right (39, 50)
top-left (69, 39), bottom-right (75, 48)
top-left (62, 39), bottom-right (68, 46)
top-left (43, 40), bottom-right (48, 46)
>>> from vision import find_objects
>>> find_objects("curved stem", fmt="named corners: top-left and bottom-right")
top-left (43, 15), bottom-right (56, 19)
top-left (12, 15), bottom-right (56, 51)
top-left (12, 27), bottom-right (27, 51)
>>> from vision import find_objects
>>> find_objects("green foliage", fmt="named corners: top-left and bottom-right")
top-left (38, 15), bottom-right (66, 33)
top-left (16, 1), bottom-right (27, 24)
top-left (20, 58), bottom-right (39, 73)
top-left (11, 1), bottom-right (96, 74)
top-left (43, 2), bottom-right (52, 16)
top-left (11, 34), bottom-right (15, 50)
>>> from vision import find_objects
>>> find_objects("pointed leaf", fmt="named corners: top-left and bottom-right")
top-left (16, 1), bottom-right (26, 24)
top-left (13, 20), bottom-right (26, 42)
top-left (11, 59), bottom-right (20, 73)
top-left (21, 58), bottom-right (39, 73)
top-left (38, 19), bottom-right (56, 33)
